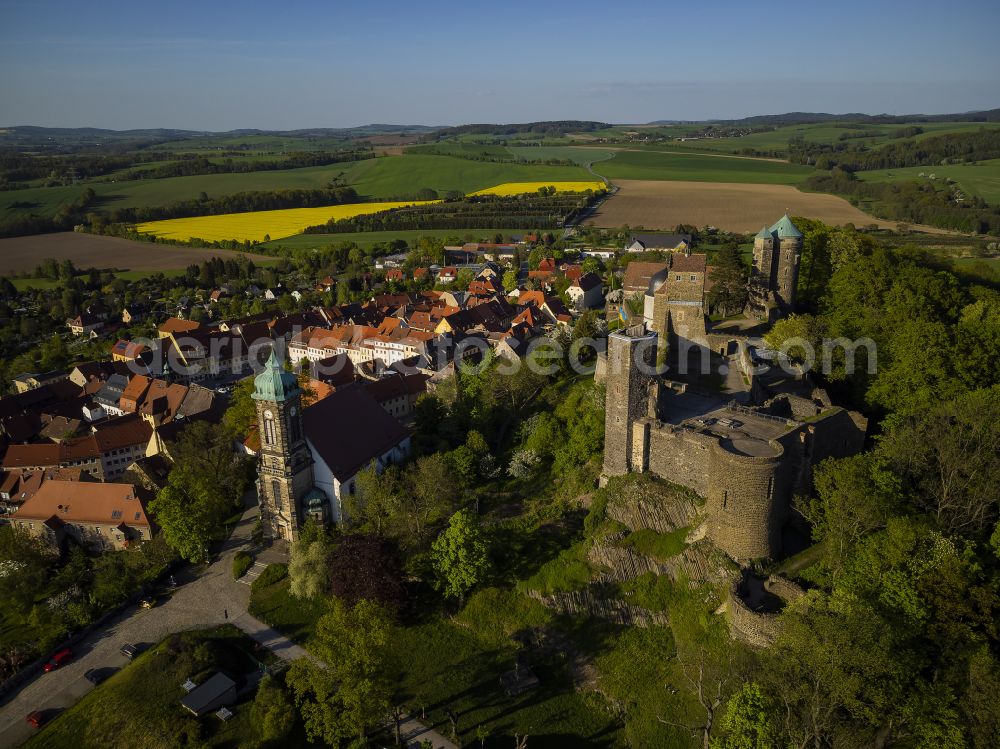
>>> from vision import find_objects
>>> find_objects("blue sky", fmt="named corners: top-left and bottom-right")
top-left (1, 0), bottom-right (998, 130)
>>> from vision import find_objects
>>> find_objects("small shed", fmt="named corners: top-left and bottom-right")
top-left (180, 672), bottom-right (237, 717)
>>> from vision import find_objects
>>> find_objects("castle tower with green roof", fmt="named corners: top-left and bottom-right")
top-left (749, 215), bottom-right (802, 317)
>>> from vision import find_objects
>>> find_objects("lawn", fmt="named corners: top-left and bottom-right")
top-left (247, 565), bottom-right (328, 645)
top-left (25, 626), bottom-right (287, 749)
top-left (594, 149), bottom-right (813, 185)
top-left (386, 611), bottom-right (621, 748)
top-left (855, 158), bottom-right (1000, 204)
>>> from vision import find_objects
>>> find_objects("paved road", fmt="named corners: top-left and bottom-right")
top-left (0, 503), bottom-right (455, 749)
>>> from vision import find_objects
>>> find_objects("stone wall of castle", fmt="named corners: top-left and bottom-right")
top-left (726, 575), bottom-right (805, 648)
top-left (634, 405), bottom-right (865, 562)
top-left (646, 424), bottom-right (713, 496)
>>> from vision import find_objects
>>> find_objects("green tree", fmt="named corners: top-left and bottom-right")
top-left (350, 465), bottom-right (403, 535)
top-left (706, 245), bottom-right (749, 316)
top-left (502, 269), bottom-right (518, 293)
top-left (250, 676), bottom-right (296, 747)
top-left (288, 535), bottom-right (329, 600)
top-left (286, 599), bottom-right (394, 744)
top-left (713, 682), bottom-right (781, 749)
top-left (431, 509), bottom-right (490, 604)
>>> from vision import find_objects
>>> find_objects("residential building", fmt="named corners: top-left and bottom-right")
top-left (11, 479), bottom-right (153, 551)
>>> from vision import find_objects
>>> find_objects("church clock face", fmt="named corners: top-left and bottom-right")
top-left (263, 409), bottom-right (273, 419)
top-left (289, 406), bottom-right (297, 416)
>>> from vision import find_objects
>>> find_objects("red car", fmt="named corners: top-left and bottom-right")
top-left (25, 711), bottom-right (44, 728)
top-left (43, 648), bottom-right (72, 672)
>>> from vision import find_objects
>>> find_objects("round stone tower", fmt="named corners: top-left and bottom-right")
top-left (752, 225), bottom-right (776, 287)
top-left (705, 438), bottom-right (788, 561)
top-left (771, 214), bottom-right (802, 312)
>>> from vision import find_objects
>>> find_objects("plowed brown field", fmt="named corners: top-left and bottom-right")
top-left (0, 232), bottom-right (273, 274)
top-left (589, 180), bottom-right (952, 234)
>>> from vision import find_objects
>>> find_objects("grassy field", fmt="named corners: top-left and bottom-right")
top-left (855, 158), bottom-right (1000, 204)
top-left (25, 626), bottom-right (286, 749)
top-left (135, 200), bottom-right (436, 242)
top-left (0, 232), bottom-right (275, 275)
top-left (593, 150), bottom-right (812, 185)
top-left (342, 154), bottom-right (593, 197)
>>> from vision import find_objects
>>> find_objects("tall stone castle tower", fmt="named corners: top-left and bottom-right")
top-left (602, 324), bottom-right (658, 478)
top-left (750, 214), bottom-right (802, 317)
top-left (252, 350), bottom-right (315, 542)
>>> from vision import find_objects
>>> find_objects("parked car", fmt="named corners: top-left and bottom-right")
top-left (43, 648), bottom-right (72, 672)
top-left (120, 643), bottom-right (137, 659)
top-left (25, 711), bottom-right (44, 728)
top-left (139, 596), bottom-right (156, 609)
top-left (84, 667), bottom-right (114, 685)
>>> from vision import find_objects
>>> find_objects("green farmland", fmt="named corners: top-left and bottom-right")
top-left (571, 121), bottom-right (1000, 157)
top-left (856, 158), bottom-right (1000, 204)
top-left (592, 149), bottom-right (812, 184)
top-left (1, 154), bottom-right (593, 224)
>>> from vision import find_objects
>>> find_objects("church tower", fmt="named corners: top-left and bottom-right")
top-left (253, 350), bottom-right (315, 542)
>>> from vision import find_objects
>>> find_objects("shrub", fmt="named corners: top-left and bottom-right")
top-left (232, 551), bottom-right (253, 580)
top-left (251, 563), bottom-right (288, 593)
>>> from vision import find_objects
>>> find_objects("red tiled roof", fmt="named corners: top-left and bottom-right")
top-left (15, 480), bottom-right (151, 528)
top-left (669, 253), bottom-right (707, 273)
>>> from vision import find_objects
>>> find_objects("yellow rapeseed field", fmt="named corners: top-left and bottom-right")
top-left (470, 180), bottom-right (606, 196)
top-left (135, 201), bottom-right (436, 243)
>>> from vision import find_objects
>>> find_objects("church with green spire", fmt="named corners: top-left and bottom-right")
top-left (251, 348), bottom-right (410, 542)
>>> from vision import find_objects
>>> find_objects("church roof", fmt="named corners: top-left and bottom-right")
top-left (252, 350), bottom-right (300, 403)
top-left (303, 383), bottom-right (408, 482)
top-left (769, 214), bottom-right (802, 239)
top-left (755, 225), bottom-right (772, 240)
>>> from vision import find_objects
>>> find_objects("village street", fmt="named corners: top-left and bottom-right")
top-left (0, 504), bottom-right (455, 749)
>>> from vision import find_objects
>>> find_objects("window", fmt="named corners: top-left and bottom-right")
top-left (263, 415), bottom-right (276, 445)
top-left (675, 274), bottom-right (681, 281)
top-left (722, 490), bottom-right (728, 510)
top-left (690, 275), bottom-right (696, 281)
